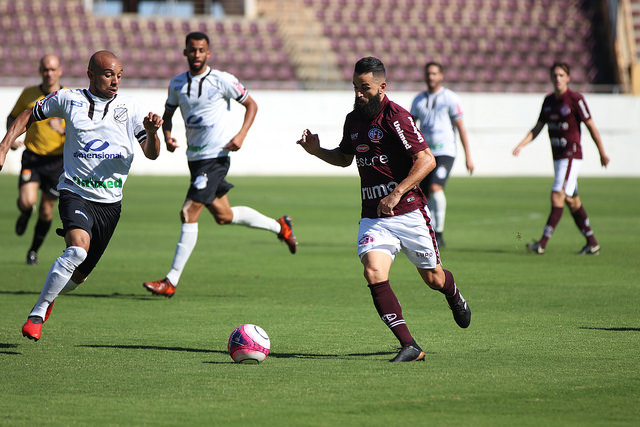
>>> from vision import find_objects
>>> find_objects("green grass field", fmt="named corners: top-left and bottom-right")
top-left (1, 175), bottom-right (639, 426)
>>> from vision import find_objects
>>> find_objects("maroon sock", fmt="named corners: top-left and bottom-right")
top-left (440, 269), bottom-right (460, 304)
top-left (571, 205), bottom-right (598, 246)
top-left (539, 206), bottom-right (564, 248)
top-left (368, 281), bottom-right (414, 346)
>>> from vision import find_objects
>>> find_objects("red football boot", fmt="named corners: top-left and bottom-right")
top-left (22, 300), bottom-right (56, 341)
top-left (22, 318), bottom-right (43, 341)
top-left (143, 278), bottom-right (176, 297)
top-left (276, 215), bottom-right (298, 254)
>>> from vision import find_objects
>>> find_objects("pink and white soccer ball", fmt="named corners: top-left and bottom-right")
top-left (228, 324), bottom-right (270, 363)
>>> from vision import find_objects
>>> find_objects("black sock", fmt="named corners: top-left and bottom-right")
top-left (30, 220), bottom-right (52, 253)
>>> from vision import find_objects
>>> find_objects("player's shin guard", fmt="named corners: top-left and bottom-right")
top-left (231, 206), bottom-right (280, 233)
top-left (368, 281), bottom-right (414, 346)
top-left (440, 269), bottom-right (460, 304)
top-left (29, 246), bottom-right (87, 319)
top-left (166, 222), bottom-right (198, 286)
top-left (428, 190), bottom-right (446, 233)
top-left (540, 206), bottom-right (564, 248)
top-left (30, 219), bottom-right (52, 253)
top-left (571, 205), bottom-right (598, 246)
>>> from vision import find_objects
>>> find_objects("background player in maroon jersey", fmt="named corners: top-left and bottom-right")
top-left (513, 62), bottom-right (610, 255)
top-left (297, 57), bottom-right (470, 363)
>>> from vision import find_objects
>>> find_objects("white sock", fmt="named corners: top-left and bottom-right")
top-left (166, 222), bottom-right (198, 286)
top-left (428, 190), bottom-right (447, 233)
top-left (30, 246), bottom-right (87, 319)
top-left (231, 206), bottom-right (280, 233)
top-left (60, 279), bottom-right (81, 294)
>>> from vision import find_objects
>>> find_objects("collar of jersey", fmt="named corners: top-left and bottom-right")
top-left (188, 66), bottom-right (211, 79)
top-left (84, 89), bottom-right (117, 102)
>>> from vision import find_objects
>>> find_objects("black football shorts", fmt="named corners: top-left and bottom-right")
top-left (57, 190), bottom-right (121, 276)
top-left (19, 149), bottom-right (64, 198)
top-left (186, 157), bottom-right (235, 205)
top-left (420, 155), bottom-right (455, 192)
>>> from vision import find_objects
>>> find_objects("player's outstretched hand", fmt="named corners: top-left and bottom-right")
top-left (143, 113), bottom-right (163, 133)
top-left (297, 129), bottom-right (320, 156)
top-left (600, 153), bottom-right (610, 168)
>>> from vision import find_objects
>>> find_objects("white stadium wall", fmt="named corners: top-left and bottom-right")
top-left (1, 87), bottom-right (638, 177)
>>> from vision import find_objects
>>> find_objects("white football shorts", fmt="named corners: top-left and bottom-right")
top-left (357, 208), bottom-right (440, 269)
top-left (552, 158), bottom-right (582, 196)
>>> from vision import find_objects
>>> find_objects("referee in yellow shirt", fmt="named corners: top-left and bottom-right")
top-left (7, 55), bottom-right (65, 265)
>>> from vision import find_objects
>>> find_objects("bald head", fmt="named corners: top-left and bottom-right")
top-left (39, 54), bottom-right (62, 91)
top-left (87, 50), bottom-right (123, 99)
top-left (39, 54), bottom-right (60, 72)
top-left (88, 50), bottom-right (119, 73)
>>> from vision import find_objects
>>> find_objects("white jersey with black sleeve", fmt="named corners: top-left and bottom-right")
top-left (410, 87), bottom-right (463, 158)
top-left (165, 66), bottom-right (249, 162)
top-left (33, 88), bottom-right (148, 203)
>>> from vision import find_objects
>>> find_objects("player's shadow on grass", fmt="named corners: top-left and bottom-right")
top-left (579, 326), bottom-right (640, 332)
top-left (443, 248), bottom-right (515, 254)
top-left (0, 290), bottom-right (156, 300)
top-left (77, 344), bottom-right (398, 361)
top-left (0, 343), bottom-right (20, 355)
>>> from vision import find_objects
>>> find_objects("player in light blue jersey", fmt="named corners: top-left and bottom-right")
top-left (410, 62), bottom-right (474, 248)
top-left (0, 51), bottom-right (163, 341)
top-left (143, 32), bottom-right (297, 298)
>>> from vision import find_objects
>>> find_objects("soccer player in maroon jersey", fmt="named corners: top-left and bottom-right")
top-left (297, 57), bottom-right (471, 362)
top-left (513, 62), bottom-right (610, 255)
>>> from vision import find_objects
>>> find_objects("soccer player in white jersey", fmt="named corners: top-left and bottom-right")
top-left (0, 51), bottom-right (163, 341)
top-left (143, 32), bottom-right (297, 298)
top-left (410, 62), bottom-right (474, 248)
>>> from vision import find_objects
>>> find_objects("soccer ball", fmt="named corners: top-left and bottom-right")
top-left (228, 324), bottom-right (270, 364)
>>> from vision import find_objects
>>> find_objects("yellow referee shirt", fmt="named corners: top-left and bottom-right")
top-left (9, 85), bottom-right (65, 156)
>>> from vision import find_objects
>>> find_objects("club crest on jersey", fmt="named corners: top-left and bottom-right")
top-left (560, 105), bottom-right (571, 116)
top-left (356, 144), bottom-right (369, 153)
top-left (368, 127), bottom-right (383, 143)
top-left (113, 106), bottom-right (128, 123)
top-left (358, 234), bottom-right (375, 246)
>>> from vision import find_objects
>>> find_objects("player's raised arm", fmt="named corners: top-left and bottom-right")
top-left (296, 129), bottom-right (353, 167)
top-left (141, 113), bottom-right (163, 160)
top-left (0, 109), bottom-right (34, 170)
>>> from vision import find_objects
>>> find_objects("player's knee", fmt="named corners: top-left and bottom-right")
top-left (59, 246), bottom-right (88, 272)
top-left (180, 208), bottom-right (190, 223)
top-left (363, 265), bottom-right (385, 284)
top-left (38, 209), bottom-right (54, 222)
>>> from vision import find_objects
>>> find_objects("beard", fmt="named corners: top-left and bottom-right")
top-left (188, 60), bottom-right (206, 75)
top-left (354, 95), bottom-right (383, 120)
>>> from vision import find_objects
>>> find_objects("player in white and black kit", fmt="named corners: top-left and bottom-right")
top-left (297, 57), bottom-right (470, 363)
top-left (0, 51), bottom-right (163, 341)
top-left (513, 62), bottom-right (609, 255)
top-left (143, 32), bottom-right (297, 298)
top-left (410, 62), bottom-right (474, 248)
